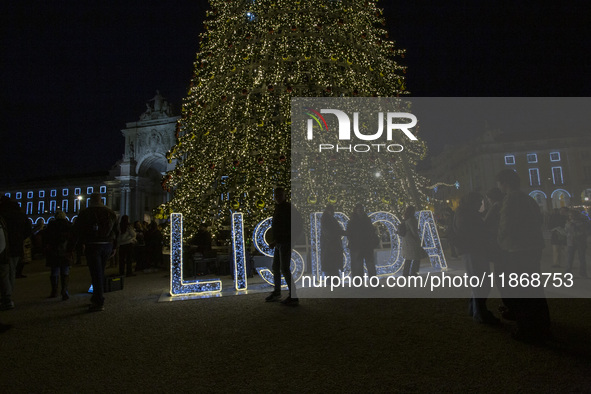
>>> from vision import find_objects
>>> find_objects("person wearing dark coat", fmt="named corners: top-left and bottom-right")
top-left (347, 204), bottom-right (378, 278)
top-left (548, 208), bottom-right (567, 268)
top-left (133, 221), bottom-right (146, 271)
top-left (0, 218), bottom-right (12, 331)
top-left (43, 211), bottom-right (74, 300)
top-left (0, 197), bottom-right (32, 310)
top-left (265, 187), bottom-right (299, 305)
top-left (483, 187), bottom-right (505, 281)
top-left (565, 210), bottom-right (588, 277)
top-left (190, 224), bottom-right (212, 255)
top-left (72, 193), bottom-right (119, 312)
top-left (145, 221), bottom-right (163, 269)
top-left (321, 205), bottom-right (345, 277)
top-left (400, 206), bottom-right (424, 276)
top-left (483, 187), bottom-right (514, 319)
top-left (496, 169), bottom-right (551, 343)
top-left (455, 192), bottom-right (499, 325)
top-left (117, 215), bottom-right (136, 277)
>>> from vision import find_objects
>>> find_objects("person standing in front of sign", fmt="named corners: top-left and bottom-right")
top-left (321, 204), bottom-right (346, 277)
top-left (265, 187), bottom-right (299, 306)
top-left (399, 206), bottom-right (424, 277)
top-left (347, 204), bottom-right (378, 278)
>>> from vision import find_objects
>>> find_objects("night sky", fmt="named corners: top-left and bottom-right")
top-left (1, 1), bottom-right (589, 184)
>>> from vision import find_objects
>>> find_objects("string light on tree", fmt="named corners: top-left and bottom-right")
top-left (162, 0), bottom-right (416, 239)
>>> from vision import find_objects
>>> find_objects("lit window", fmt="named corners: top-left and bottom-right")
top-left (552, 167), bottom-right (564, 185)
top-left (4, 193), bottom-right (9, 198)
top-left (39, 190), bottom-right (45, 198)
top-left (550, 152), bottom-right (561, 162)
top-left (50, 200), bottom-right (57, 213)
top-left (63, 189), bottom-right (69, 196)
top-left (62, 200), bottom-right (69, 213)
top-left (100, 186), bottom-right (107, 194)
top-left (50, 190), bottom-right (57, 197)
top-left (74, 188), bottom-right (81, 195)
top-left (38, 201), bottom-right (45, 214)
top-left (504, 155), bottom-right (515, 165)
top-left (87, 187), bottom-right (93, 194)
top-left (74, 199), bottom-right (80, 212)
top-left (529, 168), bottom-right (541, 186)
top-left (26, 202), bottom-right (33, 214)
top-left (27, 191), bottom-right (33, 199)
top-left (101, 197), bottom-right (106, 205)
top-left (527, 154), bottom-right (538, 163)
top-left (16, 192), bottom-right (22, 199)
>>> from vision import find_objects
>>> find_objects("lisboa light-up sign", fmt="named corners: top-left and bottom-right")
top-left (169, 210), bottom-right (446, 297)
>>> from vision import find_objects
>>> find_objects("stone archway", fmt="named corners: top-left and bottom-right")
top-left (136, 154), bottom-right (168, 182)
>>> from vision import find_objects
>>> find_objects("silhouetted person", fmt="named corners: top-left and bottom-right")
top-left (483, 187), bottom-right (514, 319)
top-left (400, 206), bottom-right (423, 276)
top-left (548, 208), bottom-right (566, 230)
top-left (548, 208), bottom-right (567, 268)
top-left (0, 217), bottom-right (12, 332)
top-left (43, 211), bottom-right (74, 300)
top-left (321, 205), bottom-right (345, 277)
top-left (565, 210), bottom-right (588, 277)
top-left (133, 221), bottom-right (146, 272)
top-left (265, 187), bottom-right (300, 305)
top-left (190, 224), bottom-right (212, 255)
top-left (483, 188), bottom-right (504, 261)
top-left (347, 204), bottom-right (378, 277)
top-left (19, 237), bottom-right (32, 278)
top-left (0, 196), bottom-right (32, 310)
top-left (188, 223), bottom-right (212, 276)
top-left (75, 235), bottom-right (84, 265)
top-left (117, 215), bottom-right (136, 277)
top-left (456, 192), bottom-right (499, 325)
top-left (443, 207), bottom-right (458, 258)
top-left (31, 223), bottom-right (45, 262)
top-left (73, 193), bottom-right (119, 312)
top-left (145, 221), bottom-right (163, 269)
top-left (496, 169), bottom-right (551, 342)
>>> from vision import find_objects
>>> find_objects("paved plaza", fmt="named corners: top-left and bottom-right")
top-left (1, 247), bottom-right (590, 393)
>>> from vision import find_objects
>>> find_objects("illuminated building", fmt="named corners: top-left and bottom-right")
top-left (430, 129), bottom-right (591, 211)
top-left (0, 92), bottom-right (178, 224)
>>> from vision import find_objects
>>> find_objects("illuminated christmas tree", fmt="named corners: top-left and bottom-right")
top-left (160, 0), bottom-right (428, 238)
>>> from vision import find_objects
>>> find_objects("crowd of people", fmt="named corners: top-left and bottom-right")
top-left (0, 193), bottom-right (165, 326)
top-left (313, 169), bottom-right (590, 343)
top-left (1, 171), bottom-right (589, 342)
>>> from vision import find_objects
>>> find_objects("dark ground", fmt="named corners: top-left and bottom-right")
top-left (1, 253), bottom-right (590, 393)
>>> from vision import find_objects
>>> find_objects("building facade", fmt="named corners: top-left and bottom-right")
top-left (429, 129), bottom-right (591, 212)
top-left (1, 91), bottom-right (178, 225)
